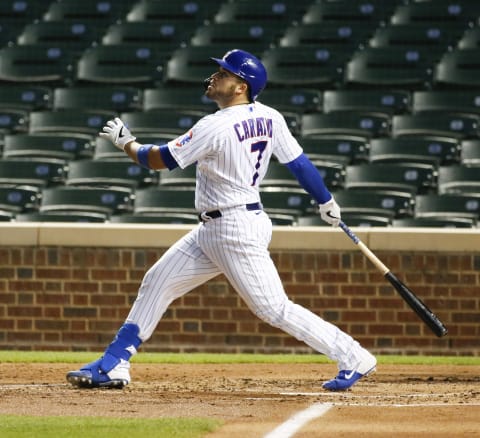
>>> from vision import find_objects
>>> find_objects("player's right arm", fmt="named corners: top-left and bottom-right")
top-left (99, 117), bottom-right (178, 170)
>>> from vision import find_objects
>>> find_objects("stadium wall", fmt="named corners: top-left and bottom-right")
top-left (0, 224), bottom-right (479, 356)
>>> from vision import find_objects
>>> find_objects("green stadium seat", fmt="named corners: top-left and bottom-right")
top-left (280, 22), bottom-right (372, 49)
top-left (301, 112), bottom-right (390, 138)
top-left (159, 165), bottom-right (196, 188)
top-left (0, 45), bottom-right (76, 85)
top-left (0, 85), bottom-right (51, 111)
top-left (29, 109), bottom-right (116, 135)
top-left (302, 0), bottom-right (398, 25)
top-left (369, 137), bottom-right (460, 165)
top-left (53, 86), bottom-right (142, 112)
top-left (0, 20), bottom-right (24, 47)
top-left (101, 21), bottom-right (193, 50)
top-left (434, 49), bottom-right (480, 89)
top-left (412, 91), bottom-right (480, 116)
top-left (0, 108), bottom-right (28, 134)
top-left (76, 45), bottom-right (166, 86)
top-left (333, 188), bottom-right (414, 218)
top-left (93, 134), bottom-right (175, 160)
top-left (392, 217), bottom-right (474, 228)
top-left (190, 22), bottom-right (284, 51)
top-left (259, 88), bottom-right (322, 114)
top-left (109, 213), bottom-right (199, 224)
top-left (39, 186), bottom-right (133, 215)
top-left (143, 88), bottom-right (217, 113)
top-left (66, 159), bottom-right (159, 189)
top-left (0, 210), bottom-right (13, 222)
top-left (323, 90), bottom-right (410, 115)
top-left (133, 187), bottom-right (195, 215)
top-left (438, 165), bottom-right (480, 194)
top-left (390, 2), bottom-right (480, 26)
top-left (298, 135), bottom-right (369, 164)
top-left (214, 1), bottom-right (311, 24)
top-left (3, 133), bottom-right (94, 160)
top-left (260, 46), bottom-right (351, 88)
top-left (414, 193), bottom-right (480, 222)
top-left (368, 23), bottom-right (465, 50)
top-left (392, 113), bottom-right (480, 139)
top-left (127, 0), bottom-right (220, 23)
top-left (0, 158), bottom-right (68, 187)
top-left (0, 186), bottom-right (40, 213)
top-left (119, 110), bottom-right (204, 136)
top-left (43, 0), bottom-right (133, 24)
top-left (344, 47), bottom-right (441, 89)
top-left (460, 140), bottom-right (480, 167)
top-left (259, 187), bottom-right (313, 220)
top-left (457, 27), bottom-right (480, 49)
top-left (16, 21), bottom-right (101, 54)
top-left (0, 1), bottom-right (50, 25)
top-left (263, 160), bottom-right (345, 190)
top-left (15, 211), bottom-right (107, 223)
top-left (345, 163), bottom-right (437, 194)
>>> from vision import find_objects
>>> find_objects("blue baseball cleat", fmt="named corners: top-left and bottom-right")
top-left (66, 357), bottom-right (131, 389)
top-left (323, 350), bottom-right (377, 391)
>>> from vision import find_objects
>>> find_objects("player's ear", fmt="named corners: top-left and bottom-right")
top-left (236, 81), bottom-right (248, 97)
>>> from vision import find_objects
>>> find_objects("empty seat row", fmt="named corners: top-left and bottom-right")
top-left (2, 130), bottom-right (480, 168)
top-left (1, 181), bottom-right (479, 228)
top-left (0, 155), bottom-right (478, 200)
top-left (4, 42), bottom-right (480, 92)
top-left (7, 85), bottom-right (480, 121)
top-left (1, 106), bottom-right (480, 142)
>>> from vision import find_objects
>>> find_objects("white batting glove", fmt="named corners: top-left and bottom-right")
top-left (99, 117), bottom-right (136, 150)
top-left (318, 196), bottom-right (341, 227)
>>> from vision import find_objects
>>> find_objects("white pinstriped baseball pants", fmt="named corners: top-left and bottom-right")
top-left (126, 207), bottom-right (364, 370)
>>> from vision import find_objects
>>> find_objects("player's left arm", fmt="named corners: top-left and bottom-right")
top-left (99, 117), bottom-right (178, 170)
top-left (285, 153), bottom-right (341, 226)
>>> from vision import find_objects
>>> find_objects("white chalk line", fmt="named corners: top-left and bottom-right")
top-left (278, 391), bottom-right (471, 399)
top-left (262, 402), bottom-right (333, 438)
top-left (260, 395), bottom-right (480, 438)
top-left (0, 383), bottom-right (67, 389)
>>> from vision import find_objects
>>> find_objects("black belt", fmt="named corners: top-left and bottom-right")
top-left (199, 202), bottom-right (262, 222)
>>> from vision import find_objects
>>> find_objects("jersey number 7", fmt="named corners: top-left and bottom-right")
top-left (250, 140), bottom-right (268, 186)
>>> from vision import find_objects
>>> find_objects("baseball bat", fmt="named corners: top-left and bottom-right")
top-left (339, 221), bottom-right (448, 338)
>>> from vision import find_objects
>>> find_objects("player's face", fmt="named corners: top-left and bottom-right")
top-left (205, 68), bottom-right (248, 107)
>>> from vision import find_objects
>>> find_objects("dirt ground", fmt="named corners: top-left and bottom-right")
top-left (0, 363), bottom-right (478, 437)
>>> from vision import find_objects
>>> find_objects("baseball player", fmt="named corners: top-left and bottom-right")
top-left (67, 49), bottom-right (376, 392)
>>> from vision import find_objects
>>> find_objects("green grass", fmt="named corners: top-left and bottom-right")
top-left (0, 415), bottom-right (221, 438)
top-left (0, 351), bottom-right (479, 365)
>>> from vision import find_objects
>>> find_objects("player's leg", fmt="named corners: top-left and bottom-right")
top-left (199, 210), bottom-right (375, 390)
top-left (66, 227), bottom-right (221, 388)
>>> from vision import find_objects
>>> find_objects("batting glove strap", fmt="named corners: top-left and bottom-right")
top-left (318, 196), bottom-right (341, 227)
top-left (99, 117), bottom-right (136, 150)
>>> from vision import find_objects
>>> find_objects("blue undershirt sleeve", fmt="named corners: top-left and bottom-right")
top-left (285, 153), bottom-right (332, 205)
top-left (159, 144), bottom-right (179, 170)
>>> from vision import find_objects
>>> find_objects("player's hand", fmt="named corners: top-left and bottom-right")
top-left (99, 117), bottom-right (136, 151)
top-left (318, 196), bottom-right (341, 227)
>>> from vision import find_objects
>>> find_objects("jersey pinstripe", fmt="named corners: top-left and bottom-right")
top-left (167, 102), bottom-right (302, 212)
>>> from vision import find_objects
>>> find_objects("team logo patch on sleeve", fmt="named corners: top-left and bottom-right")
top-left (175, 130), bottom-right (193, 147)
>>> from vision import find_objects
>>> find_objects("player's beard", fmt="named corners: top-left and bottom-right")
top-left (205, 84), bottom-right (238, 105)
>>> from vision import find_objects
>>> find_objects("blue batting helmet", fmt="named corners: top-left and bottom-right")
top-left (211, 49), bottom-right (267, 101)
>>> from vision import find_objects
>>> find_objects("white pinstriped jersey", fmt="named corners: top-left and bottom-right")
top-left (167, 102), bottom-right (303, 212)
